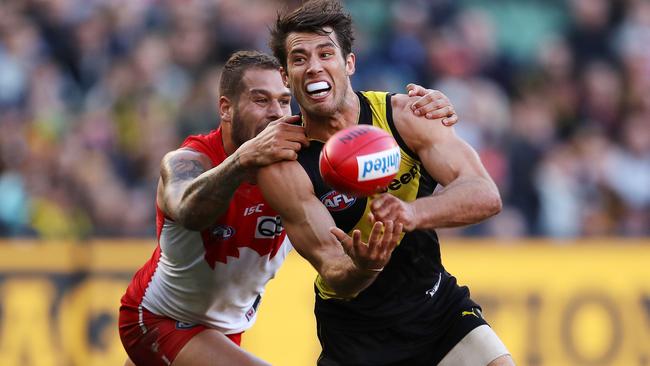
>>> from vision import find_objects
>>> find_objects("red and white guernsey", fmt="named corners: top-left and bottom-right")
top-left (121, 128), bottom-right (292, 334)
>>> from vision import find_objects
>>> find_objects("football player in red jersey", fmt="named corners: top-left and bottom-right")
top-left (119, 49), bottom-right (459, 366)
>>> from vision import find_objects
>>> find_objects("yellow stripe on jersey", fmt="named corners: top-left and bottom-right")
top-left (352, 91), bottom-right (422, 243)
top-left (316, 91), bottom-right (425, 299)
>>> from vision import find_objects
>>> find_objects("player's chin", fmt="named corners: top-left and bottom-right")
top-left (306, 100), bottom-right (336, 116)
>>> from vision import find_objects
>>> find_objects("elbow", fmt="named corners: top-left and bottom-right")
top-left (483, 189), bottom-right (502, 218)
top-left (176, 207), bottom-right (212, 232)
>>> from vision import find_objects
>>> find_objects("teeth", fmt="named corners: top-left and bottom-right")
top-left (312, 90), bottom-right (328, 97)
top-left (306, 81), bottom-right (330, 93)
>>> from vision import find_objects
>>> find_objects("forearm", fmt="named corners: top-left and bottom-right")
top-left (318, 255), bottom-right (379, 298)
top-left (177, 153), bottom-right (248, 230)
top-left (413, 176), bottom-right (502, 230)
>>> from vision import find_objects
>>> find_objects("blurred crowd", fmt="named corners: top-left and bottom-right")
top-left (0, 0), bottom-right (648, 240)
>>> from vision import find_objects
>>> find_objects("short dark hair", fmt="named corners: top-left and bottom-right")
top-left (269, 0), bottom-right (354, 68)
top-left (219, 50), bottom-right (281, 101)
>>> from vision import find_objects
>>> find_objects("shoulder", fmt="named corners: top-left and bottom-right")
top-left (162, 147), bottom-right (213, 171)
top-left (388, 93), bottom-right (453, 152)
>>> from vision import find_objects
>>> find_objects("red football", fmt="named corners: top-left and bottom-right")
top-left (319, 125), bottom-right (401, 197)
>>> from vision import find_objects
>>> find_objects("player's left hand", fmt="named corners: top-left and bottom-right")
top-left (369, 193), bottom-right (417, 232)
top-left (330, 220), bottom-right (403, 273)
top-left (406, 84), bottom-right (458, 126)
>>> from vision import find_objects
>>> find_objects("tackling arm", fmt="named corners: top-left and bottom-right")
top-left (158, 116), bottom-right (308, 231)
top-left (158, 147), bottom-right (250, 231)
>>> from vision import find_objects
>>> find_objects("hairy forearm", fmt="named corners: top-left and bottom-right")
top-left (318, 256), bottom-right (379, 298)
top-left (413, 176), bottom-right (502, 230)
top-left (176, 154), bottom-right (249, 230)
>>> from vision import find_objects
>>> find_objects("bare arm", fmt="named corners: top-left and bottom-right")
top-left (257, 161), bottom-right (400, 298)
top-left (159, 116), bottom-right (307, 231)
top-left (157, 147), bottom-right (248, 231)
top-left (370, 94), bottom-right (501, 231)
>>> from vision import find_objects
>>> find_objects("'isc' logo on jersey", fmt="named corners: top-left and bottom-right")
top-left (357, 147), bottom-right (401, 181)
top-left (320, 190), bottom-right (356, 212)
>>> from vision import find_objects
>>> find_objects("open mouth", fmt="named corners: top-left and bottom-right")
top-left (306, 81), bottom-right (332, 98)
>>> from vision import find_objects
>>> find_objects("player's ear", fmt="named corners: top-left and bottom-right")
top-left (345, 52), bottom-right (355, 76)
top-left (219, 96), bottom-right (232, 123)
top-left (280, 67), bottom-right (290, 88)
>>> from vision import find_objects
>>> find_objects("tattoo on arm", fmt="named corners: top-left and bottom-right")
top-left (170, 158), bottom-right (206, 182)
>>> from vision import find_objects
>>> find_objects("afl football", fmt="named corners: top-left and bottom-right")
top-left (319, 125), bottom-right (401, 197)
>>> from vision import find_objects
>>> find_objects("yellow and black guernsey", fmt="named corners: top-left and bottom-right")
top-left (297, 91), bottom-right (485, 366)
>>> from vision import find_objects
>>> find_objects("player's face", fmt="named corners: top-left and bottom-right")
top-left (284, 28), bottom-right (355, 118)
top-left (231, 68), bottom-right (292, 147)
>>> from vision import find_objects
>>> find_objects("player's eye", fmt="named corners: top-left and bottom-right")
top-left (254, 98), bottom-right (268, 104)
top-left (292, 56), bottom-right (305, 65)
top-left (280, 99), bottom-right (290, 106)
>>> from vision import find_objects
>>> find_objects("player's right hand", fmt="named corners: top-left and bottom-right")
top-left (238, 115), bottom-right (308, 167)
top-left (330, 220), bottom-right (403, 273)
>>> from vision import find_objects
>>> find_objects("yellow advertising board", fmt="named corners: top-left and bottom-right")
top-left (0, 239), bottom-right (648, 366)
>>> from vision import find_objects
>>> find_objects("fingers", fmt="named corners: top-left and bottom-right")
top-left (273, 114), bottom-right (302, 125)
top-left (367, 221), bottom-right (385, 246)
top-left (442, 113), bottom-right (459, 126)
top-left (370, 194), bottom-right (393, 221)
top-left (422, 105), bottom-right (456, 120)
top-left (370, 194), bottom-right (416, 231)
top-left (366, 219), bottom-right (402, 265)
top-left (330, 227), bottom-right (353, 254)
top-left (367, 211), bottom-right (375, 225)
top-left (410, 89), bottom-right (443, 111)
top-left (408, 89), bottom-right (458, 125)
top-left (406, 83), bottom-right (427, 97)
top-left (260, 117), bottom-right (309, 148)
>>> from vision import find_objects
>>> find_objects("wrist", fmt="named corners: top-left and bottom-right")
top-left (357, 265), bottom-right (384, 277)
top-left (408, 201), bottom-right (422, 231)
top-left (363, 266), bottom-right (384, 273)
top-left (234, 149), bottom-right (253, 170)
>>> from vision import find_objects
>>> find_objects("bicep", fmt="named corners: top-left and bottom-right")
top-left (258, 163), bottom-right (344, 271)
top-left (391, 96), bottom-right (491, 186)
top-left (416, 131), bottom-right (492, 187)
top-left (159, 149), bottom-right (212, 217)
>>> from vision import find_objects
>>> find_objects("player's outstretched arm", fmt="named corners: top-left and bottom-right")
top-left (159, 115), bottom-right (307, 231)
top-left (369, 95), bottom-right (501, 231)
top-left (257, 161), bottom-right (401, 298)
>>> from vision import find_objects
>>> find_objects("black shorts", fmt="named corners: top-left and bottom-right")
top-left (315, 275), bottom-right (487, 366)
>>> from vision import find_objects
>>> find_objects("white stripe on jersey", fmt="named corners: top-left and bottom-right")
top-left (141, 218), bottom-right (292, 334)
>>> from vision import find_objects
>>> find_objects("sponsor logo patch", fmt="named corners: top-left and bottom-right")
top-left (175, 321), bottom-right (198, 330)
top-left (357, 147), bottom-right (401, 181)
top-left (255, 216), bottom-right (283, 239)
top-left (212, 225), bottom-right (235, 240)
top-left (320, 190), bottom-right (356, 211)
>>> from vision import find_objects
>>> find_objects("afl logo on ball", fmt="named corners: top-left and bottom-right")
top-left (320, 190), bottom-right (356, 212)
top-left (212, 225), bottom-right (235, 240)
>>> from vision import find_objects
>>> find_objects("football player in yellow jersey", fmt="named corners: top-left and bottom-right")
top-left (259, 1), bottom-right (514, 365)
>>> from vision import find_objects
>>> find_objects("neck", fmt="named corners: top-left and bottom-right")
top-left (221, 123), bottom-right (237, 156)
top-left (302, 87), bottom-right (360, 142)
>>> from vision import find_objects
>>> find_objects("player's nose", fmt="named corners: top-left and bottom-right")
top-left (306, 57), bottom-right (324, 75)
top-left (266, 100), bottom-right (284, 120)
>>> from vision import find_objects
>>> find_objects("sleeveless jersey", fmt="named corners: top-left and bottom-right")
top-left (297, 91), bottom-right (473, 332)
top-left (121, 127), bottom-right (292, 334)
